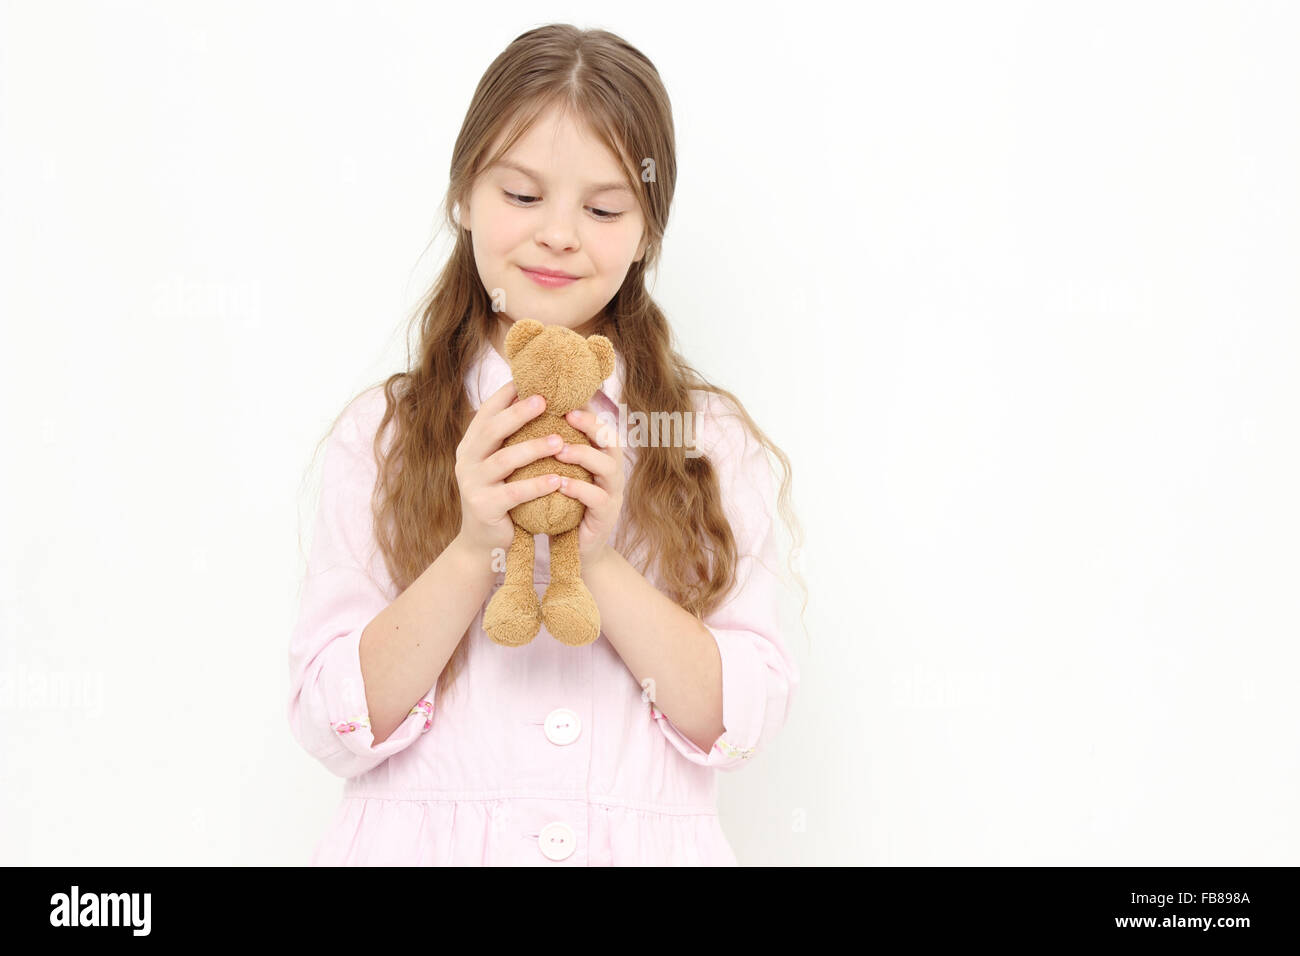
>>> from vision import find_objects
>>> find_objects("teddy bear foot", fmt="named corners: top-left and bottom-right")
top-left (483, 583), bottom-right (542, 647)
top-left (540, 579), bottom-right (600, 647)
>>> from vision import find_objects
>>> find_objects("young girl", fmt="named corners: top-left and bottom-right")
top-left (287, 23), bottom-right (805, 866)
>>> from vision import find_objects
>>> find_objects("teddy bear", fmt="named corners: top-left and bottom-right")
top-left (481, 318), bottom-right (615, 648)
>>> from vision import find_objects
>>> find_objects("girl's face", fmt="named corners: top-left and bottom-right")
top-left (462, 104), bottom-right (647, 349)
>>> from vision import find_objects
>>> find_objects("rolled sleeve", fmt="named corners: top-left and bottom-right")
top-left (652, 397), bottom-right (800, 771)
top-left (286, 392), bottom-right (437, 779)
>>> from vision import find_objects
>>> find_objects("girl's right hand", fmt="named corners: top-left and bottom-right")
top-left (453, 380), bottom-right (564, 558)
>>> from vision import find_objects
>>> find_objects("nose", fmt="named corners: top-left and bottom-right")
top-left (535, 208), bottom-right (580, 252)
top-left (535, 231), bottom-right (579, 254)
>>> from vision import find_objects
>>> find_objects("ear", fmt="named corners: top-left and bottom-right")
top-left (505, 319), bottom-right (545, 362)
top-left (587, 334), bottom-right (615, 381)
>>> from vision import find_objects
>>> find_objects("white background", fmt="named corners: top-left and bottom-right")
top-left (1, 0), bottom-right (1296, 865)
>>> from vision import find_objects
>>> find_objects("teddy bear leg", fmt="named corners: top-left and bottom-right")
top-left (541, 528), bottom-right (601, 647)
top-left (483, 524), bottom-right (542, 647)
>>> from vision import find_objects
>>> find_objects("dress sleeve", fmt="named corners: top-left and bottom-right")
top-left (286, 392), bottom-right (436, 779)
top-left (652, 396), bottom-right (800, 771)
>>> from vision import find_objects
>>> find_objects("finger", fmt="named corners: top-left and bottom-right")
top-left (484, 432), bottom-right (564, 483)
top-left (554, 475), bottom-right (606, 509)
top-left (474, 390), bottom-right (547, 461)
top-left (484, 378), bottom-right (518, 412)
top-left (565, 407), bottom-right (619, 451)
top-left (554, 441), bottom-right (615, 482)
top-left (501, 472), bottom-right (563, 509)
top-left (462, 380), bottom-right (516, 456)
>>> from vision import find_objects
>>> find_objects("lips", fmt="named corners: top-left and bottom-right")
top-left (522, 266), bottom-right (579, 279)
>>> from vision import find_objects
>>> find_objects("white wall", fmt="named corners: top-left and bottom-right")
top-left (1, 0), bottom-right (1296, 865)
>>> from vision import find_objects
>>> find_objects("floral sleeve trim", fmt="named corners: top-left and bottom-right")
top-left (333, 697), bottom-right (434, 736)
top-left (410, 697), bottom-right (434, 731)
top-left (648, 702), bottom-right (753, 760)
top-left (332, 715), bottom-right (370, 734)
top-left (714, 738), bottom-right (755, 760)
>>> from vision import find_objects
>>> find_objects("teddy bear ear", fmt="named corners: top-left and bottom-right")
top-left (586, 334), bottom-right (615, 381)
top-left (505, 318), bottom-right (545, 362)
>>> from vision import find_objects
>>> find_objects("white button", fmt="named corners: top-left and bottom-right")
top-left (538, 821), bottom-right (576, 861)
top-left (543, 707), bottom-right (581, 746)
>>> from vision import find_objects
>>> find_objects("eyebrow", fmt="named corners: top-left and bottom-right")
top-left (492, 159), bottom-right (634, 196)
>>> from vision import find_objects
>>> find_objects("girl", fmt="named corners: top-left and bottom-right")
top-left (287, 23), bottom-right (806, 866)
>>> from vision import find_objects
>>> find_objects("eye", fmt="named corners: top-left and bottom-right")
top-left (503, 190), bottom-right (625, 222)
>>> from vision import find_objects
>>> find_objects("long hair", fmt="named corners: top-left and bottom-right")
top-left (306, 24), bottom-right (807, 701)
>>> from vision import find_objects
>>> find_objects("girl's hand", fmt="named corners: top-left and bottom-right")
top-left (554, 400), bottom-right (625, 572)
top-left (453, 380), bottom-right (568, 560)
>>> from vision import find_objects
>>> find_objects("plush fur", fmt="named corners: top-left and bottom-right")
top-left (481, 319), bottom-right (616, 648)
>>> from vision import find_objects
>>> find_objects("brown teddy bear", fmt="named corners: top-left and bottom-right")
top-left (482, 318), bottom-right (615, 648)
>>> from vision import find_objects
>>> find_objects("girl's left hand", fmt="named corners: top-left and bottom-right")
top-left (555, 401), bottom-right (625, 572)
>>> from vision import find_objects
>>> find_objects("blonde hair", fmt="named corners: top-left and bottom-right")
top-left (308, 24), bottom-right (807, 700)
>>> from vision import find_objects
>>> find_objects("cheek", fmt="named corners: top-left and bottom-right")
top-left (589, 226), bottom-right (641, 270)
top-left (475, 200), bottom-right (530, 250)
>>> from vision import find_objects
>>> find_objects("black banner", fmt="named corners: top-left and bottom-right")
top-left (2, 866), bottom-right (1288, 941)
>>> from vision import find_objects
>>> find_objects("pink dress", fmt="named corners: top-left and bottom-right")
top-left (287, 341), bottom-right (799, 865)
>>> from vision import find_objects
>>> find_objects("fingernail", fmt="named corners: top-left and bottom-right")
top-left (533, 396), bottom-right (545, 409)
top-left (549, 474), bottom-right (561, 484)
top-left (549, 435), bottom-right (562, 447)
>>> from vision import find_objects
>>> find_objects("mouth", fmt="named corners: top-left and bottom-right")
top-left (521, 265), bottom-right (580, 279)
top-left (521, 265), bottom-right (581, 288)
